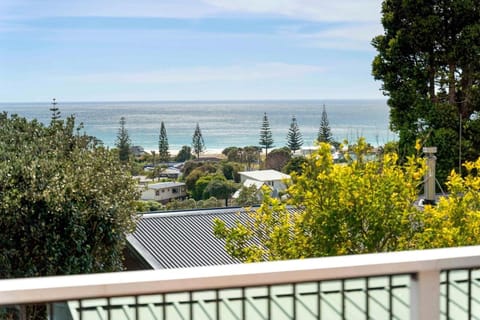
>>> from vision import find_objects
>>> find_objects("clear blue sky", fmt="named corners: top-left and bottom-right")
top-left (0, 0), bottom-right (385, 102)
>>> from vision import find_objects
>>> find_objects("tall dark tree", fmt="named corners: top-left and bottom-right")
top-left (158, 121), bottom-right (170, 162)
top-left (259, 112), bottom-right (274, 160)
top-left (175, 145), bottom-right (193, 162)
top-left (115, 117), bottom-right (131, 163)
top-left (317, 104), bottom-right (333, 143)
top-left (286, 115), bottom-right (303, 153)
top-left (50, 98), bottom-right (61, 122)
top-left (372, 0), bottom-right (480, 183)
top-left (192, 123), bottom-right (205, 159)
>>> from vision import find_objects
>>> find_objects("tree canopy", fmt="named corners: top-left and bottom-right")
top-left (158, 121), bottom-right (170, 162)
top-left (286, 115), bottom-right (303, 153)
top-left (259, 112), bottom-right (274, 160)
top-left (372, 0), bottom-right (480, 183)
top-left (115, 116), bottom-right (131, 163)
top-left (0, 113), bottom-right (139, 278)
top-left (215, 139), bottom-right (427, 261)
top-left (317, 104), bottom-right (333, 144)
top-left (192, 123), bottom-right (205, 159)
top-left (175, 145), bottom-right (193, 162)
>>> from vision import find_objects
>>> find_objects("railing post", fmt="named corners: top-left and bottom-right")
top-left (410, 270), bottom-right (440, 320)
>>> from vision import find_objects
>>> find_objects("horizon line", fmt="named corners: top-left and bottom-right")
top-left (1, 97), bottom-right (388, 104)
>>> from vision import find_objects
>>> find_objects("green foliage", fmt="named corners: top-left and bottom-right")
top-left (286, 115), bottom-right (303, 153)
top-left (215, 139), bottom-right (426, 261)
top-left (259, 112), bottom-right (274, 159)
top-left (234, 184), bottom-right (260, 207)
top-left (265, 147), bottom-right (292, 171)
top-left (135, 200), bottom-right (163, 212)
top-left (413, 158), bottom-right (480, 249)
top-left (0, 113), bottom-right (139, 279)
top-left (193, 175), bottom-right (214, 200)
top-left (192, 123), bottom-right (205, 159)
top-left (372, 0), bottom-right (480, 184)
top-left (204, 178), bottom-right (238, 206)
top-left (222, 146), bottom-right (241, 161)
top-left (317, 104), bottom-right (333, 143)
top-left (175, 145), bottom-right (193, 162)
top-left (158, 121), bottom-right (170, 162)
top-left (283, 156), bottom-right (307, 175)
top-left (115, 116), bottom-right (131, 163)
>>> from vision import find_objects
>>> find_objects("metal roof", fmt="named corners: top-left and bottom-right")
top-left (147, 182), bottom-right (185, 189)
top-left (127, 207), bottom-right (301, 269)
top-left (239, 169), bottom-right (291, 182)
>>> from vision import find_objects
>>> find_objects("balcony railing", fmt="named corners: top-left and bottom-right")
top-left (1, 246), bottom-right (480, 319)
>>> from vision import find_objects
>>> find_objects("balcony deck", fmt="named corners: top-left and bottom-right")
top-left (1, 246), bottom-right (480, 319)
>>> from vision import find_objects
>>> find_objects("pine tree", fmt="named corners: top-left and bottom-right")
top-left (115, 117), bottom-right (131, 163)
top-left (317, 104), bottom-right (333, 143)
top-left (286, 115), bottom-right (303, 153)
top-left (158, 121), bottom-right (170, 162)
top-left (50, 98), bottom-right (61, 122)
top-left (259, 112), bottom-right (274, 159)
top-left (192, 123), bottom-right (205, 159)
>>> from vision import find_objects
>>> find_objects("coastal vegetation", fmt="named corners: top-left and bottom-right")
top-left (259, 112), bottom-right (274, 161)
top-left (115, 116), bottom-right (131, 163)
top-left (158, 121), bottom-right (170, 162)
top-left (0, 112), bottom-right (139, 278)
top-left (286, 115), bottom-right (303, 153)
top-left (192, 123), bottom-right (205, 159)
top-left (317, 104), bottom-right (333, 144)
top-left (372, 0), bottom-right (480, 184)
top-left (215, 139), bottom-right (480, 261)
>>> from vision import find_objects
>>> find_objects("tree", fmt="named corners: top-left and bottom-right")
top-left (204, 178), bottom-right (238, 206)
top-left (214, 139), bottom-right (426, 261)
top-left (265, 147), bottom-right (292, 171)
top-left (317, 104), bottom-right (333, 143)
top-left (49, 98), bottom-right (61, 122)
top-left (286, 115), bottom-right (303, 153)
top-left (175, 145), bottom-right (193, 162)
top-left (235, 184), bottom-right (260, 207)
top-left (0, 113), bottom-right (139, 277)
top-left (158, 121), bottom-right (170, 162)
top-left (412, 158), bottom-right (480, 249)
top-left (115, 116), bottom-right (131, 163)
top-left (283, 156), bottom-right (307, 175)
top-left (192, 123), bottom-right (205, 159)
top-left (243, 146), bottom-right (261, 170)
top-left (259, 112), bottom-right (274, 161)
top-left (372, 0), bottom-right (480, 183)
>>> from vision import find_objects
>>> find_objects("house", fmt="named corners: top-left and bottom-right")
top-left (125, 206), bottom-right (302, 270)
top-left (234, 169), bottom-right (291, 199)
top-left (140, 181), bottom-right (187, 204)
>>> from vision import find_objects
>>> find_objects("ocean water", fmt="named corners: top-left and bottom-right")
top-left (0, 100), bottom-right (396, 152)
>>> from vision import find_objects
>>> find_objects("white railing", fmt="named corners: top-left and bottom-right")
top-left (1, 245), bottom-right (480, 319)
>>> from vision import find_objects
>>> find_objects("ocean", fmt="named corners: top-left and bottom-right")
top-left (0, 100), bottom-right (396, 153)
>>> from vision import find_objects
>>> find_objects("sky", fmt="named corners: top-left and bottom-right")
top-left (0, 0), bottom-right (386, 102)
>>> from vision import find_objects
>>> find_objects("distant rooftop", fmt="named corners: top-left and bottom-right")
top-left (239, 169), bottom-right (290, 181)
top-left (147, 181), bottom-right (185, 189)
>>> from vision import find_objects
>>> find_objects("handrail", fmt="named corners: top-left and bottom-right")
top-left (0, 246), bottom-right (480, 306)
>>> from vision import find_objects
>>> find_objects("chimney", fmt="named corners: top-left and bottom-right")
top-left (423, 147), bottom-right (437, 205)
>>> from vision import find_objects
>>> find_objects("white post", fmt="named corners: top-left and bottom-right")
top-left (410, 270), bottom-right (440, 320)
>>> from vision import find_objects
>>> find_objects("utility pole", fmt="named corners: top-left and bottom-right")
top-left (423, 147), bottom-right (437, 205)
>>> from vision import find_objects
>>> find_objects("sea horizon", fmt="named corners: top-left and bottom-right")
top-left (0, 99), bottom-right (396, 153)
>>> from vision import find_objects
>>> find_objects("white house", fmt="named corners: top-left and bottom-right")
top-left (140, 182), bottom-right (187, 204)
top-left (234, 169), bottom-right (291, 199)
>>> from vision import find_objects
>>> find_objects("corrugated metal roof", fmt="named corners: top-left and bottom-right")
top-left (128, 207), bottom-right (301, 269)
